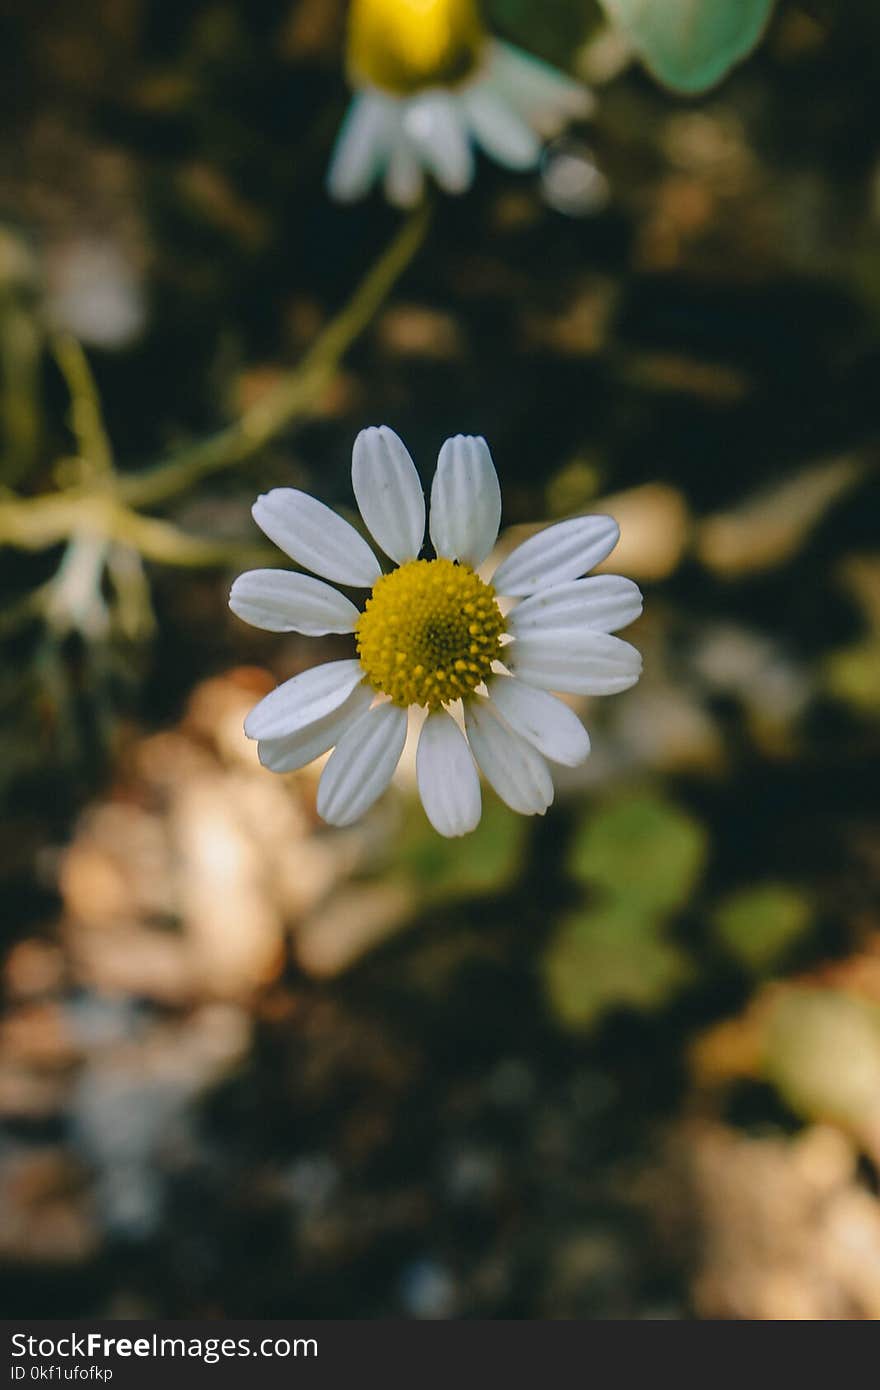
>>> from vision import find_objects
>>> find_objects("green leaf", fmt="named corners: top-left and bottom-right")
top-left (712, 882), bottom-right (814, 973)
top-left (599, 0), bottom-right (775, 94)
top-left (543, 902), bottom-right (693, 1031)
top-left (568, 790), bottom-right (707, 915)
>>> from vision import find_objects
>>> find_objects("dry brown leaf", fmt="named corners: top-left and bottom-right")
top-left (697, 455), bottom-right (864, 577)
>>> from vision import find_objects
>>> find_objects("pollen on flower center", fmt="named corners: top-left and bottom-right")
top-left (348, 0), bottom-right (485, 95)
top-left (356, 557), bottom-right (505, 710)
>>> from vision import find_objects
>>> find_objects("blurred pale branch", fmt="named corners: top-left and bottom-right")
top-left (0, 490), bottom-right (269, 568)
top-left (53, 334), bottom-right (114, 484)
top-left (123, 202), bottom-right (432, 510)
top-left (0, 203), bottom-right (431, 566)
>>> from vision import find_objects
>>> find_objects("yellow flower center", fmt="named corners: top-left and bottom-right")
top-left (356, 557), bottom-right (505, 710)
top-left (347, 0), bottom-right (486, 95)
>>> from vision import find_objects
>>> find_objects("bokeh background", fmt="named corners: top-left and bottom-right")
top-left (1, 0), bottom-right (879, 1319)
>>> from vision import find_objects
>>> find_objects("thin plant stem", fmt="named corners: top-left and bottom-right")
top-left (122, 203), bottom-right (431, 510)
top-left (0, 204), bottom-right (431, 566)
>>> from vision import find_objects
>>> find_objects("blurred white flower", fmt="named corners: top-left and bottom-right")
top-left (231, 427), bottom-right (642, 836)
top-left (328, 0), bottom-right (593, 207)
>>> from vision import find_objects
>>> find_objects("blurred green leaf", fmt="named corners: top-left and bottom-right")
top-left (395, 794), bottom-right (528, 900)
top-left (568, 790), bottom-right (707, 914)
top-left (824, 640), bottom-right (880, 716)
top-left (823, 558), bottom-right (880, 717)
top-left (712, 882), bottom-right (814, 973)
top-left (543, 902), bottom-right (693, 1031)
top-left (599, 0), bottom-right (775, 94)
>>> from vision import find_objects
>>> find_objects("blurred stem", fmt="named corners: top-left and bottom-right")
top-left (0, 490), bottom-right (268, 566)
top-left (0, 203), bottom-right (431, 565)
top-left (44, 532), bottom-right (111, 639)
top-left (0, 291), bottom-right (43, 488)
top-left (52, 333), bottom-right (115, 481)
top-left (122, 202), bottom-right (431, 509)
top-left (105, 509), bottom-right (270, 568)
top-left (106, 544), bottom-right (157, 639)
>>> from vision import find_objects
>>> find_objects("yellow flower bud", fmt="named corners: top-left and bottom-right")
top-left (347, 0), bottom-right (486, 95)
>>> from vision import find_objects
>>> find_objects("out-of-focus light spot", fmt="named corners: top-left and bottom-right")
top-left (45, 238), bottom-right (146, 349)
top-left (282, 1155), bottom-right (339, 1215)
top-left (697, 455), bottom-right (864, 577)
top-left (766, 990), bottom-right (880, 1134)
top-left (662, 111), bottom-right (753, 191)
top-left (595, 482), bottom-right (690, 582)
top-left (540, 139), bottom-right (610, 218)
top-left (377, 303), bottom-right (463, 359)
top-left (694, 624), bottom-right (810, 734)
top-left (3, 940), bottom-right (65, 1001)
top-left (579, 25), bottom-right (635, 86)
top-left (523, 277), bottom-right (616, 356)
top-left (399, 1257), bottom-right (458, 1319)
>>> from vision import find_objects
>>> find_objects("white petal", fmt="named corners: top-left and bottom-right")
top-left (317, 702), bottom-right (408, 826)
top-left (258, 685), bottom-right (374, 773)
top-left (402, 91), bottom-right (474, 195)
top-left (229, 569), bottom-right (360, 635)
top-left (351, 426), bottom-right (425, 564)
top-left (507, 631), bottom-right (642, 695)
top-left (461, 83), bottom-right (541, 170)
top-left (464, 697), bottom-right (554, 816)
top-left (491, 515), bottom-right (619, 597)
top-left (385, 129), bottom-right (425, 208)
top-left (244, 659), bottom-right (365, 741)
top-left (507, 575), bottom-right (643, 638)
top-left (487, 41), bottom-right (593, 138)
top-left (416, 710), bottom-right (482, 838)
top-left (326, 90), bottom-right (395, 202)
top-left (429, 435), bottom-right (502, 568)
top-left (252, 489), bottom-right (381, 588)
top-left (486, 675), bottom-right (590, 767)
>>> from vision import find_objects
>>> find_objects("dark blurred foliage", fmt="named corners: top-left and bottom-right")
top-left (0, 0), bottom-right (879, 1319)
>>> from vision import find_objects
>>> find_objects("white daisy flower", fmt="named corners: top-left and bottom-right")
top-left (230, 427), bottom-right (642, 838)
top-left (327, 0), bottom-right (593, 208)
